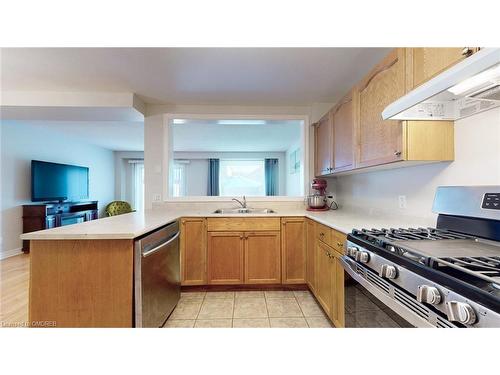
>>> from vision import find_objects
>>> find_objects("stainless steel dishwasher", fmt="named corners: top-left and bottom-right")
top-left (134, 220), bottom-right (180, 327)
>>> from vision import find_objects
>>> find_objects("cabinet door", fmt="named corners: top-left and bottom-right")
top-left (207, 232), bottom-right (244, 284)
top-left (408, 48), bottom-right (475, 89)
top-left (357, 48), bottom-right (406, 168)
top-left (281, 218), bottom-right (306, 284)
top-left (333, 92), bottom-right (354, 171)
top-left (306, 219), bottom-right (316, 293)
top-left (314, 112), bottom-right (333, 176)
top-left (331, 251), bottom-right (345, 328)
top-left (315, 241), bottom-right (333, 317)
top-left (180, 218), bottom-right (207, 285)
top-left (244, 231), bottom-right (281, 284)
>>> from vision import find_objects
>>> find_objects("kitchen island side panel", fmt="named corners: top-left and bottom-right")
top-left (29, 239), bottom-right (134, 327)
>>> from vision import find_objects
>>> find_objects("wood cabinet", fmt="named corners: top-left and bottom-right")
top-left (207, 232), bottom-right (244, 284)
top-left (180, 218), bottom-right (207, 285)
top-left (406, 47), bottom-right (479, 90)
top-left (332, 90), bottom-right (355, 172)
top-left (244, 231), bottom-right (281, 284)
top-left (281, 217), bottom-right (306, 284)
top-left (306, 219), bottom-right (316, 293)
top-left (330, 250), bottom-right (345, 328)
top-left (314, 111), bottom-right (333, 176)
top-left (357, 48), bottom-right (406, 168)
top-left (315, 240), bottom-right (333, 317)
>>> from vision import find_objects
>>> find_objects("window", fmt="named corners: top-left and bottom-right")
top-left (219, 159), bottom-right (265, 196)
top-left (172, 161), bottom-right (186, 197)
top-left (132, 162), bottom-right (144, 212)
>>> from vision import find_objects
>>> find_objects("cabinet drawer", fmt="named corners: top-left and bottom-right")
top-left (332, 230), bottom-right (347, 256)
top-left (207, 217), bottom-right (281, 232)
top-left (316, 223), bottom-right (333, 247)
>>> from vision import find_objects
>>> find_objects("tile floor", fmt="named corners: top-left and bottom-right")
top-left (164, 290), bottom-right (333, 328)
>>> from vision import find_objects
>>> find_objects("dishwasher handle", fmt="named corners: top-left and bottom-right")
top-left (142, 232), bottom-right (180, 258)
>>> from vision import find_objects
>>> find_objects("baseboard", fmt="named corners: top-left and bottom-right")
top-left (0, 247), bottom-right (23, 260)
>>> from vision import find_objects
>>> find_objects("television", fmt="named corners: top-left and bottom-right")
top-left (31, 160), bottom-right (89, 202)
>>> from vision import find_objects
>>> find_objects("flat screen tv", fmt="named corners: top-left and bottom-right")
top-left (31, 160), bottom-right (89, 202)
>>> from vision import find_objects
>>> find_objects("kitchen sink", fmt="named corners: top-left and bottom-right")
top-left (213, 208), bottom-right (276, 214)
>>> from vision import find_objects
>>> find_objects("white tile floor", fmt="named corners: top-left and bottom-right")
top-left (164, 290), bottom-right (333, 328)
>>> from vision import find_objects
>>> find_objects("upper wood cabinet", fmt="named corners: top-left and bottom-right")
top-left (332, 90), bottom-right (355, 172)
top-left (180, 218), bottom-right (207, 285)
top-left (281, 217), bottom-right (306, 284)
top-left (306, 219), bottom-right (316, 293)
top-left (314, 112), bottom-right (333, 176)
top-left (207, 232), bottom-right (244, 284)
top-left (357, 48), bottom-right (406, 168)
top-left (244, 231), bottom-right (281, 284)
top-left (406, 47), bottom-right (479, 90)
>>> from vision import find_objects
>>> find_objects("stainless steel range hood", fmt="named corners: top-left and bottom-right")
top-left (382, 48), bottom-right (500, 121)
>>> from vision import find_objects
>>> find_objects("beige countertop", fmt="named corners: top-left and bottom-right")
top-left (20, 206), bottom-right (435, 241)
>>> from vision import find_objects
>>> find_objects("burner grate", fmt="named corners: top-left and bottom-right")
top-left (434, 256), bottom-right (500, 286)
top-left (355, 227), bottom-right (472, 242)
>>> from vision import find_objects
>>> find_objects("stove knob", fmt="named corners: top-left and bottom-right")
top-left (355, 250), bottom-right (370, 263)
top-left (416, 285), bottom-right (441, 305)
top-left (379, 264), bottom-right (397, 279)
top-left (446, 301), bottom-right (477, 325)
top-left (347, 246), bottom-right (358, 257)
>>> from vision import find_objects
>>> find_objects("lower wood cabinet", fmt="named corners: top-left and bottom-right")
top-left (281, 217), bottom-right (306, 284)
top-left (207, 232), bottom-right (244, 284)
top-left (244, 231), bottom-right (281, 284)
top-left (316, 240), bottom-right (334, 317)
top-left (314, 229), bottom-right (346, 328)
top-left (207, 230), bottom-right (281, 285)
top-left (180, 218), bottom-right (207, 285)
top-left (306, 219), bottom-right (316, 293)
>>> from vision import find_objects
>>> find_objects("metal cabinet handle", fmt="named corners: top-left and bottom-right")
top-left (394, 150), bottom-right (402, 157)
top-left (337, 242), bottom-right (343, 248)
top-left (142, 232), bottom-right (180, 258)
top-left (462, 47), bottom-right (473, 57)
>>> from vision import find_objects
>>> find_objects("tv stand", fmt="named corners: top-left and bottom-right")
top-left (22, 201), bottom-right (98, 252)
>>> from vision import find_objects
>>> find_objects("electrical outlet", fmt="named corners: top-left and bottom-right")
top-left (153, 194), bottom-right (162, 202)
top-left (398, 195), bottom-right (407, 209)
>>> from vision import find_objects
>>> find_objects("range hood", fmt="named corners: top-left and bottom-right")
top-left (382, 48), bottom-right (500, 121)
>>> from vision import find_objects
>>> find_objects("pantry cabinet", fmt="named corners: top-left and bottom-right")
top-left (314, 111), bottom-right (333, 176)
top-left (406, 47), bottom-right (479, 90)
top-left (244, 231), bottom-right (281, 284)
top-left (281, 217), bottom-right (307, 284)
top-left (180, 218), bottom-right (207, 285)
top-left (207, 232), bottom-right (244, 284)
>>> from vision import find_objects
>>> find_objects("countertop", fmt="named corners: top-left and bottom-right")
top-left (20, 207), bottom-right (435, 241)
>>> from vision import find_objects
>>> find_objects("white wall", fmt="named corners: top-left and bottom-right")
top-left (0, 121), bottom-right (116, 258)
top-left (174, 151), bottom-right (287, 196)
top-left (328, 108), bottom-right (500, 222)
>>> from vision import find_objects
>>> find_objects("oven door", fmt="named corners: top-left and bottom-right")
top-left (341, 255), bottom-right (456, 328)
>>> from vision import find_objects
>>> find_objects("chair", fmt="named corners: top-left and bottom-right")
top-left (105, 201), bottom-right (133, 216)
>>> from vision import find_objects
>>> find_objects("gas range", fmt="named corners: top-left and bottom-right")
top-left (341, 186), bottom-right (500, 328)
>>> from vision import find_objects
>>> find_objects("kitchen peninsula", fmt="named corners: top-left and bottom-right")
top-left (22, 207), bottom-right (433, 328)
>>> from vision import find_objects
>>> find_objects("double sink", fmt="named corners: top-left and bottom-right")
top-left (213, 208), bottom-right (276, 214)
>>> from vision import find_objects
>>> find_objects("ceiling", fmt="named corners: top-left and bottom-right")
top-left (1, 48), bottom-right (391, 105)
top-left (172, 119), bottom-right (302, 152)
top-left (4, 120), bottom-right (144, 151)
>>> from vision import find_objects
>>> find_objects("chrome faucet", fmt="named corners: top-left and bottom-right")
top-left (232, 196), bottom-right (247, 208)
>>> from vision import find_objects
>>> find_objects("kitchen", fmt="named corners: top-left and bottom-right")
top-left (5, 47), bottom-right (497, 330)
top-left (1, 3), bottom-right (499, 372)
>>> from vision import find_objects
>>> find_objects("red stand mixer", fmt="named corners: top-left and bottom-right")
top-left (306, 178), bottom-right (330, 211)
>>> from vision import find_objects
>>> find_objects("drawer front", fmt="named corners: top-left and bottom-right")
top-left (332, 230), bottom-right (347, 256)
top-left (316, 223), bottom-right (333, 247)
top-left (207, 217), bottom-right (281, 232)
